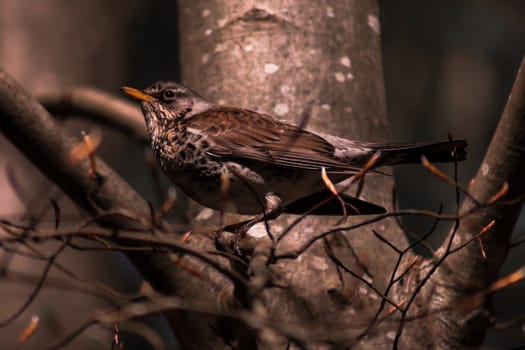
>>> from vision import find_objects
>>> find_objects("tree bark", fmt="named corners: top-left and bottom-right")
top-left (179, 1), bottom-right (408, 348)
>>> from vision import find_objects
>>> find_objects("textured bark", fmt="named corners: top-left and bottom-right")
top-left (179, 1), bottom-right (408, 349)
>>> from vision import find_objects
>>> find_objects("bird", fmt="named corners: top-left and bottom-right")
top-left (121, 81), bottom-right (466, 231)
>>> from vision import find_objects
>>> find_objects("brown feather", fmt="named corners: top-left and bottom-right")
top-left (188, 107), bottom-right (361, 173)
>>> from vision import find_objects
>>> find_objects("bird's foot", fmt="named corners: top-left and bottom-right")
top-left (219, 219), bottom-right (255, 256)
top-left (214, 222), bottom-right (254, 258)
top-left (217, 192), bottom-right (283, 256)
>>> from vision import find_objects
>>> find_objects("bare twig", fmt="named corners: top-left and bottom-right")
top-left (36, 87), bottom-right (148, 142)
top-left (400, 56), bottom-right (525, 349)
top-left (0, 68), bottom-right (239, 346)
top-left (0, 240), bottom-right (67, 328)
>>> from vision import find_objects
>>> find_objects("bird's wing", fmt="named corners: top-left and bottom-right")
top-left (187, 107), bottom-right (361, 172)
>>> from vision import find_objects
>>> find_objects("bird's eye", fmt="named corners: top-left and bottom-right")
top-left (162, 89), bottom-right (176, 100)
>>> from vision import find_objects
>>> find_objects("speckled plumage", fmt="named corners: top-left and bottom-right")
top-left (122, 81), bottom-right (467, 216)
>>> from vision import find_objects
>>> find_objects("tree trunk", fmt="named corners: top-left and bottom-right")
top-left (179, 1), bottom-right (408, 348)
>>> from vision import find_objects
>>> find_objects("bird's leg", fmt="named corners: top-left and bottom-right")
top-left (220, 193), bottom-right (282, 257)
top-left (223, 192), bottom-right (282, 238)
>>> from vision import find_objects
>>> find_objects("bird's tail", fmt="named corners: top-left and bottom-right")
top-left (367, 139), bottom-right (467, 166)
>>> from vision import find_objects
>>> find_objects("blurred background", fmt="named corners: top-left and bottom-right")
top-left (0, 0), bottom-right (523, 348)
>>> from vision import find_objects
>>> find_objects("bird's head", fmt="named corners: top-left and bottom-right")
top-left (121, 81), bottom-right (212, 123)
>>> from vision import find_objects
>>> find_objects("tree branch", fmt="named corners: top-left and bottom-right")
top-left (0, 67), bottom-right (225, 345)
top-left (36, 87), bottom-right (148, 142)
top-left (402, 56), bottom-right (525, 349)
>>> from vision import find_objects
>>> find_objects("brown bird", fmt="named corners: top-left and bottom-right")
top-left (122, 82), bottom-right (466, 230)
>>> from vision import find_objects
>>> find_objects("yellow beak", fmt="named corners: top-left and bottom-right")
top-left (121, 86), bottom-right (157, 102)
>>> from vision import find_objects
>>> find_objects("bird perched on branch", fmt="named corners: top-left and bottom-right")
top-left (122, 81), bottom-right (466, 231)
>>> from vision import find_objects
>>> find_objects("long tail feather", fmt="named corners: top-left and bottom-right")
top-left (368, 139), bottom-right (467, 166)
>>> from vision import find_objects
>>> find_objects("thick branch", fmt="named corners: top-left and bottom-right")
top-left (178, 1), bottom-right (406, 349)
top-left (0, 68), bottom-right (222, 345)
top-left (404, 57), bottom-right (525, 349)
